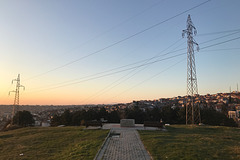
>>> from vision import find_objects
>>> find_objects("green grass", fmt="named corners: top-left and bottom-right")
top-left (139, 125), bottom-right (240, 160)
top-left (0, 127), bottom-right (109, 160)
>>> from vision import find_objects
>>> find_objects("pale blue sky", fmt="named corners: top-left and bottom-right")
top-left (0, 0), bottom-right (240, 105)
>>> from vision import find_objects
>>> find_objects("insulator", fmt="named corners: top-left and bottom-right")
top-left (197, 45), bottom-right (200, 52)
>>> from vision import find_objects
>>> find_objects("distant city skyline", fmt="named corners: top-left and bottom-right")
top-left (0, 0), bottom-right (240, 105)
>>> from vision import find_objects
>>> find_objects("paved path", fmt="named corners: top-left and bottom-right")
top-left (95, 128), bottom-right (151, 160)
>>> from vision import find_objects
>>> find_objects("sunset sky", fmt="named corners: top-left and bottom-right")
top-left (0, 0), bottom-right (240, 105)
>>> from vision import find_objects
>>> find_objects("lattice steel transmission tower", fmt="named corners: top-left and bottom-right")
top-left (182, 15), bottom-right (201, 125)
top-left (9, 74), bottom-right (25, 118)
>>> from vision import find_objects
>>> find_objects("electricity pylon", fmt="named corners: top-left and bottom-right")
top-left (182, 15), bottom-right (201, 125)
top-left (9, 74), bottom-right (25, 119)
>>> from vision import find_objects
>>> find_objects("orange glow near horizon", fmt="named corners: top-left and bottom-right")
top-left (0, 92), bottom-right (177, 106)
top-left (0, 84), bottom-right (176, 105)
top-left (1, 1), bottom-right (239, 105)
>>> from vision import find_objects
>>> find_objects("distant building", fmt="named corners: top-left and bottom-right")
top-left (228, 111), bottom-right (237, 120)
top-left (41, 121), bottom-right (50, 127)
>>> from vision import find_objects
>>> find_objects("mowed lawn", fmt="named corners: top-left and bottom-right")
top-left (0, 127), bottom-right (109, 160)
top-left (139, 125), bottom-right (240, 160)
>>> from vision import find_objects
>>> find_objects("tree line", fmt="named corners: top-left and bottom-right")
top-left (50, 105), bottom-right (238, 127)
top-left (10, 105), bottom-right (237, 128)
top-left (50, 108), bottom-right (120, 126)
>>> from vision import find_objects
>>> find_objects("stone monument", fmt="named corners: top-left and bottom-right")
top-left (120, 119), bottom-right (135, 127)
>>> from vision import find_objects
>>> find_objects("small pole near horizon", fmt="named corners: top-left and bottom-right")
top-left (9, 74), bottom-right (25, 122)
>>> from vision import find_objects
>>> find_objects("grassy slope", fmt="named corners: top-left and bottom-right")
top-left (139, 125), bottom-right (240, 160)
top-left (0, 127), bottom-right (109, 160)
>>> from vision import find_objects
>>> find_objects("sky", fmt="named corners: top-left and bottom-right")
top-left (0, 0), bottom-right (240, 105)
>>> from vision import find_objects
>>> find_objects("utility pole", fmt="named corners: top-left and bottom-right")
top-left (182, 15), bottom-right (201, 125)
top-left (9, 74), bottom-right (25, 119)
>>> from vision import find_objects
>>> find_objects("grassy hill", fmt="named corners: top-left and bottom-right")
top-left (139, 125), bottom-right (240, 160)
top-left (0, 127), bottom-right (108, 160)
top-left (1, 125), bottom-right (239, 160)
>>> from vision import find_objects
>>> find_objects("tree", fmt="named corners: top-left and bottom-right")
top-left (161, 106), bottom-right (175, 124)
top-left (176, 106), bottom-right (186, 124)
top-left (98, 108), bottom-right (109, 121)
top-left (50, 114), bottom-right (61, 126)
top-left (61, 110), bottom-right (72, 125)
top-left (84, 108), bottom-right (98, 121)
top-left (72, 110), bottom-right (84, 126)
top-left (145, 107), bottom-right (161, 121)
top-left (201, 108), bottom-right (238, 127)
top-left (13, 110), bottom-right (35, 127)
top-left (109, 111), bottom-right (120, 123)
top-left (124, 105), bottom-right (145, 124)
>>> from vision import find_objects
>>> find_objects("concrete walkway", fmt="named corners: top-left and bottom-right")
top-left (95, 124), bottom-right (152, 160)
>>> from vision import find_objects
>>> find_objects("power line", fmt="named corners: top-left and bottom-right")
top-left (201, 48), bottom-right (240, 52)
top-left (88, 36), bottom-right (240, 103)
top-left (88, 46), bottom-right (240, 104)
top-left (27, 34), bottom-right (240, 94)
top-left (109, 38), bottom-right (240, 104)
top-left (28, 31), bottom-right (240, 92)
top-left (84, 31), bottom-right (240, 104)
top-left (82, 38), bottom-right (185, 103)
top-left (201, 36), bottom-right (240, 50)
top-left (197, 28), bottom-right (240, 36)
top-left (29, 47), bottom-right (186, 91)
top-left (200, 30), bottom-right (240, 45)
top-left (23, 0), bottom-right (211, 82)
top-left (35, 0), bottom-right (166, 74)
top-left (29, 52), bottom-right (187, 93)
top-left (108, 45), bottom-right (240, 102)
top-left (110, 58), bottom-right (186, 101)
top-left (26, 28), bottom-right (240, 92)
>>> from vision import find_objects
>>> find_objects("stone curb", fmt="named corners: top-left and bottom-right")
top-left (94, 129), bottom-right (112, 160)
